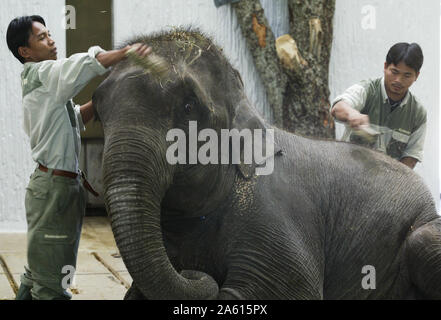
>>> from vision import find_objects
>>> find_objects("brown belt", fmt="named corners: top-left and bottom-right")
top-left (38, 164), bottom-right (100, 197)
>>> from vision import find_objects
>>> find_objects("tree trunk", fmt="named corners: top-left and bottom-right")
top-left (233, 0), bottom-right (335, 138)
top-left (232, 0), bottom-right (288, 128)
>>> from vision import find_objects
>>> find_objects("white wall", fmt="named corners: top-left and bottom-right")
top-left (0, 0), bottom-right (66, 232)
top-left (329, 0), bottom-right (440, 210)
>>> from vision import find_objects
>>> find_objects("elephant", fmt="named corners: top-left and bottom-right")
top-left (93, 29), bottom-right (441, 300)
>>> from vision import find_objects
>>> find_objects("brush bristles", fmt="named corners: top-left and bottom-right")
top-left (125, 48), bottom-right (169, 80)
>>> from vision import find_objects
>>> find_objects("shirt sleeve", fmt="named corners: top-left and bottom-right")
top-left (330, 83), bottom-right (368, 119)
top-left (37, 46), bottom-right (108, 103)
top-left (401, 122), bottom-right (426, 162)
top-left (73, 103), bottom-right (86, 132)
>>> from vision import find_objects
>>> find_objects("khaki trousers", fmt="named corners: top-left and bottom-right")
top-left (18, 167), bottom-right (86, 300)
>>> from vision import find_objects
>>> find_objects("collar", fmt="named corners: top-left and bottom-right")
top-left (381, 77), bottom-right (410, 108)
top-left (21, 61), bottom-right (43, 97)
top-left (22, 61), bottom-right (36, 69)
top-left (21, 62), bottom-right (36, 78)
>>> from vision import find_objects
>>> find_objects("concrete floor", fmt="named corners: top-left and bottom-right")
top-left (0, 217), bottom-right (132, 300)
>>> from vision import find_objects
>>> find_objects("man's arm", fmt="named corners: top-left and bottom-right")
top-left (330, 83), bottom-right (370, 130)
top-left (79, 100), bottom-right (94, 125)
top-left (399, 118), bottom-right (427, 170)
top-left (37, 44), bottom-right (151, 103)
top-left (37, 46), bottom-right (108, 103)
top-left (400, 157), bottom-right (418, 169)
top-left (331, 100), bottom-right (370, 129)
top-left (96, 44), bottom-right (151, 68)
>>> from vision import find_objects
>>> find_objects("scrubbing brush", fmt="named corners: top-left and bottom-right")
top-left (125, 47), bottom-right (170, 80)
top-left (350, 125), bottom-right (381, 145)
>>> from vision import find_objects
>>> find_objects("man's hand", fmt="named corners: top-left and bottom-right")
top-left (96, 43), bottom-right (152, 68)
top-left (346, 110), bottom-right (369, 129)
top-left (400, 157), bottom-right (418, 169)
top-left (332, 100), bottom-right (370, 129)
top-left (80, 100), bottom-right (94, 124)
top-left (126, 43), bottom-right (152, 58)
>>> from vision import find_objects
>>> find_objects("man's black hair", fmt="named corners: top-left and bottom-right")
top-left (6, 15), bottom-right (46, 64)
top-left (386, 42), bottom-right (424, 73)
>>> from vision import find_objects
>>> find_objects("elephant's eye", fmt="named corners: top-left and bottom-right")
top-left (184, 103), bottom-right (192, 114)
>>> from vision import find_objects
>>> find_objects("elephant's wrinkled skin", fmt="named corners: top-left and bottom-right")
top-left (93, 30), bottom-right (441, 299)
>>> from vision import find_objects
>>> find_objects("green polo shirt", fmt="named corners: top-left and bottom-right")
top-left (331, 77), bottom-right (427, 162)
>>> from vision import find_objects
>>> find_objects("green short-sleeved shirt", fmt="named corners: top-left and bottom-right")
top-left (331, 77), bottom-right (427, 162)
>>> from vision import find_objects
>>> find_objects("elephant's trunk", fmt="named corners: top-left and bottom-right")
top-left (102, 127), bottom-right (218, 299)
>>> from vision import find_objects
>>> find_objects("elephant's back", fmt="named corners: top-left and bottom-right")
top-left (274, 130), bottom-right (437, 298)
top-left (320, 137), bottom-right (436, 225)
top-left (277, 130), bottom-right (435, 218)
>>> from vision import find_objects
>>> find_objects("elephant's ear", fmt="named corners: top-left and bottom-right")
top-left (232, 100), bottom-right (281, 179)
top-left (183, 68), bottom-right (281, 178)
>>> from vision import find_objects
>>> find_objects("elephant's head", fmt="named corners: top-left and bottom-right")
top-left (93, 29), bottom-right (277, 299)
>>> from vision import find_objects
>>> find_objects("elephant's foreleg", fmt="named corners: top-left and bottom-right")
top-left (406, 217), bottom-right (441, 299)
top-left (219, 262), bottom-right (323, 299)
top-left (219, 243), bottom-right (324, 300)
top-left (218, 288), bottom-right (245, 300)
top-left (124, 282), bottom-right (148, 300)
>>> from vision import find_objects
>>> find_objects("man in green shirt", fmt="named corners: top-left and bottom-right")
top-left (7, 15), bottom-right (151, 300)
top-left (330, 43), bottom-right (426, 169)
